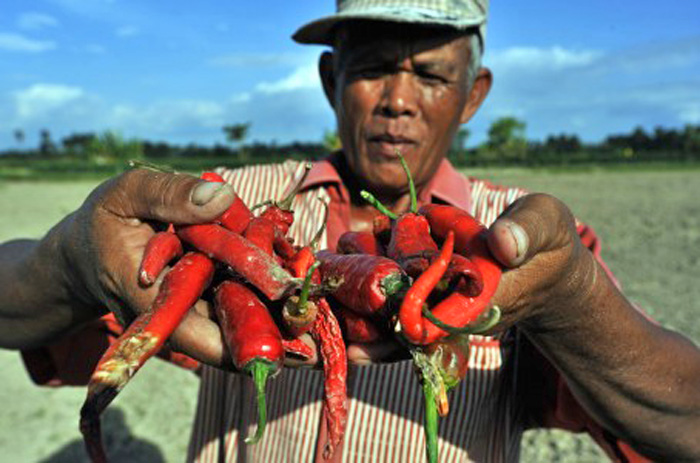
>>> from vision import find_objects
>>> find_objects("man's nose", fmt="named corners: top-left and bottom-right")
top-left (378, 72), bottom-right (418, 118)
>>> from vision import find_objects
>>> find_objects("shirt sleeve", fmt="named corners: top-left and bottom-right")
top-left (21, 313), bottom-right (200, 387)
top-left (522, 222), bottom-right (651, 463)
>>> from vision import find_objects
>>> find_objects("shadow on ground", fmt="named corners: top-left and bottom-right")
top-left (39, 408), bottom-right (165, 463)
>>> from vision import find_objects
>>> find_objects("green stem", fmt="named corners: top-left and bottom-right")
top-left (296, 261), bottom-right (320, 316)
top-left (412, 349), bottom-right (441, 463)
top-left (127, 159), bottom-right (175, 173)
top-left (360, 190), bottom-right (398, 220)
top-left (309, 198), bottom-right (329, 251)
top-left (244, 361), bottom-right (274, 444)
top-left (278, 162), bottom-right (312, 210)
top-left (422, 306), bottom-right (501, 335)
top-left (396, 150), bottom-right (417, 213)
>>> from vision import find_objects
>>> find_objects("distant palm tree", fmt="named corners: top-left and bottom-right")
top-left (13, 128), bottom-right (25, 145)
top-left (223, 122), bottom-right (250, 160)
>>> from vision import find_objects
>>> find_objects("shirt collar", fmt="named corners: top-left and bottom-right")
top-left (301, 153), bottom-right (471, 211)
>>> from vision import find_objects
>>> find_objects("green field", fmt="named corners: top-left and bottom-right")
top-left (1, 166), bottom-right (699, 462)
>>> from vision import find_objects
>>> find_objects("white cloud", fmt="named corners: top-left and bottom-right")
top-left (487, 46), bottom-right (601, 72)
top-left (255, 63), bottom-right (320, 94)
top-left (0, 33), bottom-right (56, 52)
top-left (111, 100), bottom-right (226, 132)
top-left (116, 25), bottom-right (139, 38)
top-left (18, 12), bottom-right (60, 30)
top-left (14, 83), bottom-right (85, 119)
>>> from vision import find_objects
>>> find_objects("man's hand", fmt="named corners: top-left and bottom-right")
top-left (59, 168), bottom-right (237, 367)
top-left (486, 193), bottom-right (700, 460)
top-left (486, 193), bottom-right (598, 331)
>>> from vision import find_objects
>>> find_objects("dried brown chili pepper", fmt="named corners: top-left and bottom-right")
top-left (311, 297), bottom-right (348, 460)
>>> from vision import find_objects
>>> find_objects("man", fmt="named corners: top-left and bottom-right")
top-left (2, 1), bottom-right (700, 462)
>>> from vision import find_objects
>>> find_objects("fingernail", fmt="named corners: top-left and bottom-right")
top-left (508, 222), bottom-right (528, 263)
top-left (191, 181), bottom-right (225, 205)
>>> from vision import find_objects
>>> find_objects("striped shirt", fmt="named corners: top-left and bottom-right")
top-left (185, 157), bottom-right (641, 463)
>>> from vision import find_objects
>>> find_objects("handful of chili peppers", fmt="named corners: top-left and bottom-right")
top-left (79, 155), bottom-right (502, 463)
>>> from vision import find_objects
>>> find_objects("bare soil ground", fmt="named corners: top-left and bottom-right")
top-left (1, 168), bottom-right (698, 462)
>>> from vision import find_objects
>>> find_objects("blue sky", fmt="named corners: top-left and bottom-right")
top-left (1, 0), bottom-right (699, 150)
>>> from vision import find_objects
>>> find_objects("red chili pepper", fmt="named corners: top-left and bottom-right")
top-left (200, 171), bottom-right (254, 234)
top-left (176, 223), bottom-right (297, 301)
top-left (418, 204), bottom-right (502, 341)
top-left (256, 163), bottom-right (312, 235)
top-left (316, 251), bottom-right (409, 316)
top-left (215, 280), bottom-right (284, 444)
top-left (137, 227), bottom-right (183, 286)
top-left (81, 252), bottom-right (214, 463)
top-left (373, 214), bottom-right (392, 247)
top-left (399, 231), bottom-right (454, 345)
top-left (281, 338), bottom-right (314, 360)
top-left (441, 253), bottom-right (483, 297)
top-left (424, 334), bottom-right (471, 417)
top-left (335, 305), bottom-right (382, 343)
top-left (310, 297), bottom-right (348, 460)
top-left (243, 216), bottom-right (279, 257)
top-left (337, 230), bottom-right (385, 255)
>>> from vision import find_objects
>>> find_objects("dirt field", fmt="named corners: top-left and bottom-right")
top-left (1, 167), bottom-right (699, 462)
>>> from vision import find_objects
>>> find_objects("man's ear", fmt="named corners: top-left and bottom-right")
top-left (460, 67), bottom-right (493, 124)
top-left (319, 51), bottom-right (337, 110)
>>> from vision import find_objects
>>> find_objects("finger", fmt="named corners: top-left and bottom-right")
top-left (169, 307), bottom-right (233, 369)
top-left (102, 168), bottom-right (235, 224)
top-left (346, 340), bottom-right (408, 365)
top-left (486, 193), bottom-right (576, 268)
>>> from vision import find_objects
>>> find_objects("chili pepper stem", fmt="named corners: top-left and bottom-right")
top-left (395, 149), bottom-right (418, 213)
top-left (309, 199), bottom-right (329, 251)
top-left (360, 190), bottom-right (398, 220)
top-left (411, 349), bottom-right (443, 463)
top-left (244, 360), bottom-right (275, 444)
top-left (127, 159), bottom-right (175, 173)
top-left (295, 261), bottom-right (321, 316)
top-left (278, 162), bottom-right (312, 210)
top-left (422, 305), bottom-right (502, 335)
top-left (381, 272), bottom-right (410, 299)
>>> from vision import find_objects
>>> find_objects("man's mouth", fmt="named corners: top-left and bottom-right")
top-left (367, 134), bottom-right (417, 157)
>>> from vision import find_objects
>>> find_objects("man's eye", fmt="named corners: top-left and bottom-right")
top-left (419, 73), bottom-right (447, 84)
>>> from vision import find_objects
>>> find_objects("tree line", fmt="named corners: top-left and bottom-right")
top-left (4, 118), bottom-right (700, 170)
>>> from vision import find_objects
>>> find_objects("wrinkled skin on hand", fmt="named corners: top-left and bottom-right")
top-left (60, 168), bottom-right (238, 368)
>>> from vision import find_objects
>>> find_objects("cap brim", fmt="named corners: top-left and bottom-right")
top-left (293, 10), bottom-right (485, 45)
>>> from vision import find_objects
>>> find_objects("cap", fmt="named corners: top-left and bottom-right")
top-left (293, 0), bottom-right (489, 46)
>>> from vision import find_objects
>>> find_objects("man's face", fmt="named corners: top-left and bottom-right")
top-left (323, 24), bottom-right (485, 197)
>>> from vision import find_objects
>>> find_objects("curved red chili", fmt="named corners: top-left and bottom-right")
top-left (81, 252), bottom-right (214, 463)
top-left (200, 171), bottom-right (254, 234)
top-left (399, 231), bottom-right (454, 344)
top-left (138, 229), bottom-right (183, 286)
top-left (417, 204), bottom-right (503, 343)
